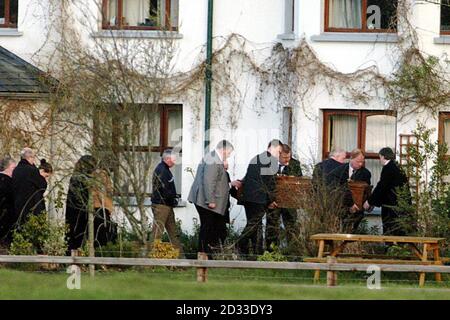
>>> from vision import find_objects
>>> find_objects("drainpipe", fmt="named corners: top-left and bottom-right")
top-left (204, 0), bottom-right (213, 154)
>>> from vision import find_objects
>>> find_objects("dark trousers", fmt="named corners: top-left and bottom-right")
top-left (196, 205), bottom-right (227, 257)
top-left (94, 208), bottom-right (117, 248)
top-left (266, 208), bottom-right (297, 250)
top-left (238, 202), bottom-right (267, 256)
top-left (341, 211), bottom-right (365, 234)
top-left (381, 207), bottom-right (406, 236)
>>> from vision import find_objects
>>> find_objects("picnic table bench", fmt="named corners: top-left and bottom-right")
top-left (304, 233), bottom-right (445, 287)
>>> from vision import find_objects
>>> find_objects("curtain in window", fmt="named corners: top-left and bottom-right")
top-left (444, 119), bottom-right (450, 155)
top-left (123, 0), bottom-right (149, 26)
top-left (329, 115), bottom-right (358, 151)
top-left (365, 115), bottom-right (396, 153)
top-left (329, 0), bottom-right (362, 29)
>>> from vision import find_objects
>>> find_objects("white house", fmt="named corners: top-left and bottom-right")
top-left (0, 0), bottom-right (449, 234)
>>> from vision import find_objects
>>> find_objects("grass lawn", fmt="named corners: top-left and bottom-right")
top-left (0, 267), bottom-right (450, 299)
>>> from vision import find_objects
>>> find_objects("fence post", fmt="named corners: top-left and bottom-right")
top-left (197, 252), bottom-right (208, 282)
top-left (326, 256), bottom-right (337, 287)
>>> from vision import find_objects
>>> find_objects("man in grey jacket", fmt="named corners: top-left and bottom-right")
top-left (188, 140), bottom-right (241, 257)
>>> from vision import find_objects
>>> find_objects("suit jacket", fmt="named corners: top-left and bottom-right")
top-left (368, 160), bottom-right (408, 208)
top-left (280, 158), bottom-right (303, 177)
top-left (328, 163), bottom-right (372, 208)
top-left (188, 151), bottom-right (230, 216)
top-left (242, 151), bottom-right (278, 205)
top-left (312, 158), bottom-right (343, 189)
top-left (12, 159), bottom-right (47, 221)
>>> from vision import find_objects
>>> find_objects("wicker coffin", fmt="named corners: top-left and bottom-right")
top-left (348, 180), bottom-right (372, 209)
top-left (275, 176), bottom-right (313, 209)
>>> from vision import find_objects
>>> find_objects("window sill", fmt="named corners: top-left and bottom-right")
top-left (311, 32), bottom-right (398, 43)
top-left (277, 32), bottom-right (296, 41)
top-left (92, 30), bottom-right (183, 39)
top-left (0, 29), bottom-right (23, 37)
top-left (114, 196), bottom-right (187, 207)
top-left (434, 35), bottom-right (450, 44)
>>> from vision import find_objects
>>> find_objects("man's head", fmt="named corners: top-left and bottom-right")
top-left (0, 156), bottom-right (16, 177)
top-left (39, 159), bottom-right (53, 180)
top-left (216, 140), bottom-right (234, 161)
top-left (279, 144), bottom-right (292, 166)
top-left (349, 148), bottom-right (365, 170)
top-left (20, 147), bottom-right (36, 165)
top-left (267, 139), bottom-right (283, 159)
top-left (329, 147), bottom-right (346, 163)
top-left (378, 147), bottom-right (395, 165)
top-left (162, 149), bottom-right (177, 168)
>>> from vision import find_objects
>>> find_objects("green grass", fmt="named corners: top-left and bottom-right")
top-left (1, 267), bottom-right (450, 299)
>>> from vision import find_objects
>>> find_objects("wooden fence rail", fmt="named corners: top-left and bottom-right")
top-left (1, 255), bottom-right (450, 287)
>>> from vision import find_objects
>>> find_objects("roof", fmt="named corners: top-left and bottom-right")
top-left (0, 46), bottom-right (54, 98)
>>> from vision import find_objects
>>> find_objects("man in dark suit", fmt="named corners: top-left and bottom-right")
top-left (328, 148), bottom-right (371, 233)
top-left (312, 147), bottom-right (346, 189)
top-left (238, 139), bottom-right (282, 256)
top-left (364, 147), bottom-right (410, 236)
top-left (266, 144), bottom-right (302, 251)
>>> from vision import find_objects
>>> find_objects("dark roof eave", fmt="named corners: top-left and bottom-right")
top-left (0, 92), bottom-right (50, 100)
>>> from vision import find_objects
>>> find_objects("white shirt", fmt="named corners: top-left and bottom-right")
top-left (349, 165), bottom-right (354, 180)
top-left (384, 160), bottom-right (391, 166)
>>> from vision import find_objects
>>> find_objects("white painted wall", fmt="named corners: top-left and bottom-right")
top-left (1, 0), bottom-right (449, 233)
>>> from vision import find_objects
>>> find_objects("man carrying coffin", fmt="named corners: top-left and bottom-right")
top-left (266, 144), bottom-right (302, 251)
top-left (328, 148), bottom-right (371, 233)
top-left (238, 139), bottom-right (282, 256)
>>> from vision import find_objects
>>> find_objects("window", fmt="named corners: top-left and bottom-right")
top-left (441, 1), bottom-right (450, 34)
top-left (325, 0), bottom-right (397, 32)
top-left (323, 110), bottom-right (397, 183)
top-left (102, 0), bottom-right (179, 31)
top-left (0, 0), bottom-right (18, 28)
top-left (94, 104), bottom-right (183, 196)
top-left (439, 112), bottom-right (450, 157)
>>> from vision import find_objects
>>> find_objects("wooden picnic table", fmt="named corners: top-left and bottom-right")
top-left (307, 233), bottom-right (445, 287)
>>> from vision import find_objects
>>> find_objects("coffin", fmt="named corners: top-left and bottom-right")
top-left (275, 176), bottom-right (313, 209)
top-left (348, 180), bottom-right (372, 209)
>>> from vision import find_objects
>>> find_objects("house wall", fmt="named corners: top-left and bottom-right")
top-left (0, 0), bottom-right (449, 233)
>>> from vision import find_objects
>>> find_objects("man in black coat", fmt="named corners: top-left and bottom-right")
top-left (238, 139), bottom-right (283, 255)
top-left (266, 144), bottom-right (302, 251)
top-left (12, 148), bottom-right (47, 226)
top-left (0, 157), bottom-right (17, 246)
top-left (364, 147), bottom-right (410, 236)
top-left (312, 147), bottom-right (346, 189)
top-left (328, 149), bottom-right (371, 233)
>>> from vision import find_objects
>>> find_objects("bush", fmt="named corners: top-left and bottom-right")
top-left (9, 212), bottom-right (67, 256)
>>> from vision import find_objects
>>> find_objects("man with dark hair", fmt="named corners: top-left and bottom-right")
top-left (363, 147), bottom-right (409, 235)
top-left (266, 144), bottom-right (303, 251)
top-left (188, 140), bottom-right (240, 258)
top-left (151, 149), bottom-right (183, 255)
top-left (0, 157), bottom-right (16, 246)
top-left (238, 139), bottom-right (283, 255)
top-left (328, 148), bottom-right (371, 233)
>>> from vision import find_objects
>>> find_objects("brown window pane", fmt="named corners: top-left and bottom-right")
top-left (365, 114), bottom-right (396, 153)
top-left (367, 0), bottom-right (397, 30)
top-left (328, 114), bottom-right (358, 152)
top-left (328, 0), bottom-right (362, 29)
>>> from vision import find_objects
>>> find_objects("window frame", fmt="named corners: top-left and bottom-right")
top-left (441, 1), bottom-right (450, 35)
top-left (93, 103), bottom-right (183, 197)
top-left (324, 0), bottom-right (397, 33)
top-left (0, 0), bottom-right (18, 28)
top-left (322, 109), bottom-right (396, 160)
top-left (438, 112), bottom-right (450, 159)
top-left (101, 0), bottom-right (177, 31)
